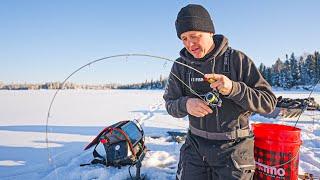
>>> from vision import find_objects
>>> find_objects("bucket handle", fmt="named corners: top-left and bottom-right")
top-left (258, 149), bottom-right (300, 168)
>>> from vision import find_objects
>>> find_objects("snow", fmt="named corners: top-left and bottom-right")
top-left (0, 89), bottom-right (319, 179)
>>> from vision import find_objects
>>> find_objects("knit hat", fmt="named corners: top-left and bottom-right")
top-left (175, 4), bottom-right (215, 39)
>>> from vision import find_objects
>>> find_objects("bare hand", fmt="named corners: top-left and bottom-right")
top-left (204, 74), bottom-right (233, 95)
top-left (186, 98), bottom-right (213, 117)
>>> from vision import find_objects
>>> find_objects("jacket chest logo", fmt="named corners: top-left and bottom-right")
top-left (190, 77), bottom-right (205, 82)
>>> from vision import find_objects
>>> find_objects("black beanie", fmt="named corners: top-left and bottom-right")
top-left (175, 4), bottom-right (215, 39)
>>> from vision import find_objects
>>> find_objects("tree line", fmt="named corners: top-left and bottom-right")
top-left (1, 51), bottom-right (319, 90)
top-left (0, 77), bottom-right (168, 90)
top-left (259, 51), bottom-right (320, 89)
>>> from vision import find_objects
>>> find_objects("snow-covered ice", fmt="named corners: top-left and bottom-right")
top-left (0, 89), bottom-right (319, 179)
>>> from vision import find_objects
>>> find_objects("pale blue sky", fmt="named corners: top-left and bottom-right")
top-left (1, 1), bottom-right (319, 84)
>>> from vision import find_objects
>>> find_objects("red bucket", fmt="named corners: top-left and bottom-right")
top-left (252, 123), bottom-right (302, 180)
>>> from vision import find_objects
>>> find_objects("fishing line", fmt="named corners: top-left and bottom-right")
top-left (170, 72), bottom-right (205, 101)
top-left (45, 53), bottom-right (208, 177)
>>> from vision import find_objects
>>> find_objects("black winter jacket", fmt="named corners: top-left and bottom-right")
top-left (163, 34), bottom-right (277, 133)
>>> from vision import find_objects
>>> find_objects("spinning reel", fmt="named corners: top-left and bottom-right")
top-left (202, 90), bottom-right (222, 108)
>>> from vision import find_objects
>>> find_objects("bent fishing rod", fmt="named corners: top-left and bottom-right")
top-left (45, 53), bottom-right (217, 168)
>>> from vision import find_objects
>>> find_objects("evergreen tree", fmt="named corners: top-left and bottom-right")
top-left (265, 67), bottom-right (273, 86)
top-left (279, 70), bottom-right (287, 88)
top-left (289, 53), bottom-right (300, 85)
top-left (298, 56), bottom-right (307, 85)
top-left (315, 51), bottom-right (320, 82)
top-left (271, 58), bottom-right (283, 87)
top-left (283, 58), bottom-right (294, 88)
top-left (258, 63), bottom-right (266, 78)
top-left (272, 72), bottom-right (280, 87)
top-left (305, 55), bottom-right (316, 84)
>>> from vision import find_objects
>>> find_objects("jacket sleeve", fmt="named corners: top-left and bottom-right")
top-left (163, 63), bottom-right (189, 118)
top-left (225, 51), bottom-right (277, 114)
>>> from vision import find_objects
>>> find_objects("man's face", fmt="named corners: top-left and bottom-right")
top-left (181, 31), bottom-right (214, 59)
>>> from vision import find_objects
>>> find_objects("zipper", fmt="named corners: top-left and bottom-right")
top-left (211, 57), bottom-right (216, 74)
top-left (215, 107), bottom-right (221, 132)
top-left (187, 71), bottom-right (194, 96)
top-left (211, 57), bottom-right (221, 132)
top-left (200, 117), bottom-right (204, 130)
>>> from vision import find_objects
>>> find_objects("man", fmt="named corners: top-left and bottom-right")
top-left (163, 4), bottom-right (277, 180)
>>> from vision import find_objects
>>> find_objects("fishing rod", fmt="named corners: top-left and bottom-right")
top-left (45, 53), bottom-right (219, 174)
top-left (294, 78), bottom-right (320, 127)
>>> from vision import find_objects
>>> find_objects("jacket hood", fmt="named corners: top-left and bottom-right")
top-left (179, 34), bottom-right (229, 65)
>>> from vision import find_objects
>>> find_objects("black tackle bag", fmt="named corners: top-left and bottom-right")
top-left (81, 120), bottom-right (147, 168)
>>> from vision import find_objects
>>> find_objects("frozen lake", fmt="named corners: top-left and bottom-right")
top-left (0, 89), bottom-right (319, 179)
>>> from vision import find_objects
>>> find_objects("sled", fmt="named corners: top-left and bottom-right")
top-left (260, 107), bottom-right (303, 119)
top-left (259, 96), bottom-right (319, 119)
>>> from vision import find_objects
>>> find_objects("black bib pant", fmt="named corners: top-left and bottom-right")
top-left (176, 132), bottom-right (255, 180)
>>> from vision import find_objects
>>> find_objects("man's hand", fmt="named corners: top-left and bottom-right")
top-left (204, 74), bottom-right (233, 95)
top-left (186, 98), bottom-right (213, 117)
